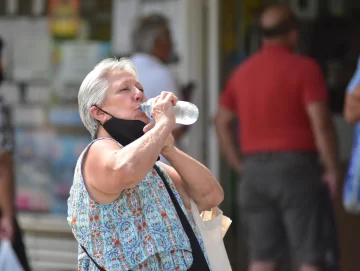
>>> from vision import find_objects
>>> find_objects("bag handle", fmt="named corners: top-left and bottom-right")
top-left (190, 199), bottom-right (223, 232)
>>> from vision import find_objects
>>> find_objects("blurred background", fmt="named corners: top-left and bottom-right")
top-left (0, 0), bottom-right (360, 270)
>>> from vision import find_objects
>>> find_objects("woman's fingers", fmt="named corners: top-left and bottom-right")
top-left (143, 122), bottom-right (155, 133)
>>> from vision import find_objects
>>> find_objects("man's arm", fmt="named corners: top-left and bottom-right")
top-left (344, 85), bottom-right (360, 124)
top-left (0, 152), bottom-right (14, 217)
top-left (302, 60), bottom-right (340, 198)
top-left (214, 106), bottom-right (242, 173)
top-left (307, 102), bottom-right (340, 199)
top-left (0, 104), bottom-right (15, 218)
top-left (306, 102), bottom-right (340, 175)
top-left (0, 151), bottom-right (15, 241)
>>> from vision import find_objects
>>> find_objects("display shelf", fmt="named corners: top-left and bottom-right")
top-left (18, 213), bottom-right (77, 271)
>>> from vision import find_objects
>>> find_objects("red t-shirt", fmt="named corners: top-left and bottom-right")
top-left (219, 45), bottom-right (328, 154)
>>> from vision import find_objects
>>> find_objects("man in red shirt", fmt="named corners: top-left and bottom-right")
top-left (215, 5), bottom-right (340, 271)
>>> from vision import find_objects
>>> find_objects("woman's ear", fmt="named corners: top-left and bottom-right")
top-left (89, 106), bottom-right (107, 124)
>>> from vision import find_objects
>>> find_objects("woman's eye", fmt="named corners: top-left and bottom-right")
top-left (120, 88), bottom-right (129, 91)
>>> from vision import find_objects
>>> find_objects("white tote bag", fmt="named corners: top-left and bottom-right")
top-left (0, 239), bottom-right (24, 271)
top-left (190, 200), bottom-right (232, 271)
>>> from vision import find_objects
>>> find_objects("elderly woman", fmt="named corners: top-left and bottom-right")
top-left (67, 58), bottom-right (224, 271)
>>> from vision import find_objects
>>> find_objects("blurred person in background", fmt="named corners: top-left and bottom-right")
top-left (130, 14), bottom-right (194, 163)
top-left (0, 38), bottom-right (31, 271)
top-left (215, 5), bottom-right (339, 271)
top-left (344, 57), bottom-right (360, 123)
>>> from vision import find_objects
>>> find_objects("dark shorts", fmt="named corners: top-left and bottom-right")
top-left (238, 152), bottom-right (338, 268)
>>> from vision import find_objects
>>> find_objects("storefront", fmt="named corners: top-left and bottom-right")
top-left (218, 0), bottom-right (360, 270)
top-left (0, 1), bottom-right (111, 270)
top-left (0, 0), bottom-right (220, 270)
top-left (2, 0), bottom-right (360, 270)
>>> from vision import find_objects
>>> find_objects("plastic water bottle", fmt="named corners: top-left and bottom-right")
top-left (141, 98), bottom-right (199, 125)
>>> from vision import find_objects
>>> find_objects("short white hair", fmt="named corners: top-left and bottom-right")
top-left (132, 13), bottom-right (169, 54)
top-left (78, 58), bottom-right (138, 138)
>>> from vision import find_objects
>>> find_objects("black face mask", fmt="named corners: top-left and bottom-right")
top-left (96, 107), bottom-right (160, 161)
top-left (96, 107), bottom-right (146, 147)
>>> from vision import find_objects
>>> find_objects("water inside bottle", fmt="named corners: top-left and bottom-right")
top-left (140, 100), bottom-right (199, 125)
top-left (174, 101), bottom-right (199, 125)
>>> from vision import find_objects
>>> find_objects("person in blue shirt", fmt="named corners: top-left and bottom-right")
top-left (344, 58), bottom-right (360, 123)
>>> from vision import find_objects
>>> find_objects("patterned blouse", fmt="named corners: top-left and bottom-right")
top-left (67, 138), bottom-right (210, 271)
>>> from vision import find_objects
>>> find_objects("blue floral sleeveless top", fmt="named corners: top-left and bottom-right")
top-left (67, 138), bottom-right (210, 271)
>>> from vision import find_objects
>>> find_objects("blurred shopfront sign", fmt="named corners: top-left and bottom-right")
top-left (49, 0), bottom-right (80, 38)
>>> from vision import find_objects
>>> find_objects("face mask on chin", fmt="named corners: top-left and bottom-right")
top-left (103, 117), bottom-right (147, 147)
top-left (96, 106), bottom-right (160, 161)
top-left (95, 106), bottom-right (161, 161)
top-left (95, 106), bottom-right (146, 147)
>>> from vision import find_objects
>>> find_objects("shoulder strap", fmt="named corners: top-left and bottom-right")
top-left (153, 164), bottom-right (186, 216)
top-left (153, 164), bottom-right (196, 236)
top-left (79, 165), bottom-right (207, 271)
top-left (153, 164), bottom-right (210, 271)
top-left (81, 245), bottom-right (106, 271)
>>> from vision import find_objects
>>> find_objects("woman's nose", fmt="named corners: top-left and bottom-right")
top-left (134, 88), bottom-right (144, 102)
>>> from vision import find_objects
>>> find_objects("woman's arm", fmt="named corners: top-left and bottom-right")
top-left (161, 147), bottom-right (224, 212)
top-left (84, 93), bottom-right (177, 203)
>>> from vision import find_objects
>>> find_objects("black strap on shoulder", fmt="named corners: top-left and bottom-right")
top-left (81, 245), bottom-right (106, 271)
top-left (80, 165), bottom-right (209, 271)
top-left (153, 164), bottom-right (210, 271)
